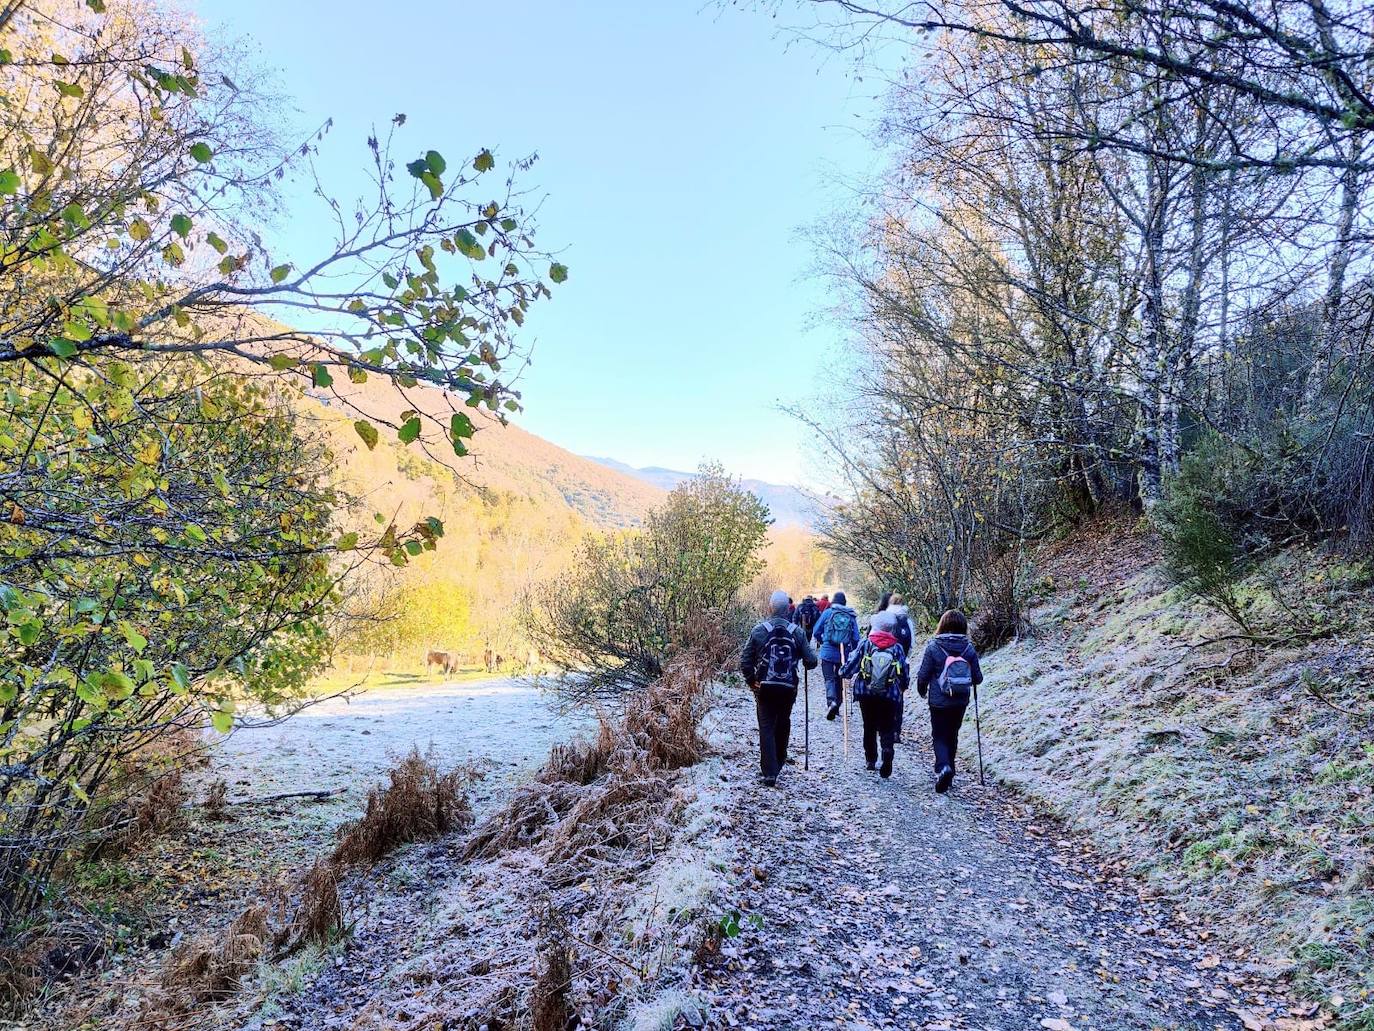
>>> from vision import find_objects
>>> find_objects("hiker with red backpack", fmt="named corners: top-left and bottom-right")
top-left (914, 609), bottom-right (984, 793)
top-left (811, 591), bottom-right (859, 721)
top-left (838, 609), bottom-right (908, 778)
top-left (741, 590), bottom-right (818, 787)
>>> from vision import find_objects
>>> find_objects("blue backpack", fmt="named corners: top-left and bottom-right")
top-left (823, 607), bottom-right (856, 647)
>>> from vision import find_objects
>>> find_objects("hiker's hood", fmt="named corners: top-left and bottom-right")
top-left (870, 610), bottom-right (898, 634)
top-left (869, 630), bottom-right (898, 650)
top-left (830, 604), bottom-right (856, 616)
top-left (934, 632), bottom-right (971, 649)
top-left (889, 604), bottom-right (910, 619)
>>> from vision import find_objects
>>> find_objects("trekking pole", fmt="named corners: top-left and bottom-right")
top-left (974, 685), bottom-right (985, 786)
top-left (803, 664), bottom-right (810, 771)
top-left (840, 643), bottom-right (849, 763)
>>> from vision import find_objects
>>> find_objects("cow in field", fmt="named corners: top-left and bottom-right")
top-left (426, 650), bottom-right (455, 675)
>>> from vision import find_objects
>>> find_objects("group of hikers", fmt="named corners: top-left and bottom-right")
top-left (741, 588), bottom-right (983, 791)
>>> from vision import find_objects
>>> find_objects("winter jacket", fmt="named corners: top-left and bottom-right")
top-left (741, 617), bottom-right (818, 688)
top-left (915, 633), bottom-right (984, 709)
top-left (839, 632), bottom-right (909, 701)
top-left (811, 604), bottom-right (860, 663)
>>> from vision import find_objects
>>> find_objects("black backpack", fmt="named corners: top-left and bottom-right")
top-left (754, 620), bottom-right (800, 687)
top-left (894, 613), bottom-right (913, 655)
top-left (796, 598), bottom-right (819, 634)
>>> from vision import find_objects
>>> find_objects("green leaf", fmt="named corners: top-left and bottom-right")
top-left (336, 531), bottom-right (359, 551)
top-left (270, 263), bottom-right (291, 284)
top-left (398, 416), bottom-right (421, 444)
top-left (55, 81), bottom-right (84, 98)
top-left (312, 363), bottom-right (333, 388)
top-left (118, 620), bottom-right (148, 654)
top-left (406, 157), bottom-right (428, 178)
top-left (419, 170), bottom-right (443, 200)
top-left (63, 321), bottom-right (93, 342)
top-left (205, 231), bottom-right (228, 254)
top-left (170, 213), bottom-right (192, 238)
top-left (189, 142), bottom-right (213, 163)
top-left (128, 217), bottom-right (151, 242)
top-left (473, 149), bottom-right (495, 172)
top-left (86, 0), bottom-right (106, 11)
top-left (500, 217), bottom-right (517, 232)
top-left (449, 412), bottom-right (475, 440)
top-left (268, 353), bottom-right (296, 371)
top-left (354, 420), bottom-right (379, 450)
top-left (170, 662), bottom-right (191, 692)
top-left (184, 523), bottom-right (208, 542)
top-left (549, 262), bottom-right (569, 284)
top-left (48, 338), bottom-right (77, 358)
top-left (0, 170), bottom-right (19, 196)
top-left (210, 710), bottom-right (233, 733)
top-left (425, 149), bottom-right (446, 175)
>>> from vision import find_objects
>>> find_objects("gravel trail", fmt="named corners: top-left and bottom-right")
top-left (699, 685), bottom-right (1290, 1031)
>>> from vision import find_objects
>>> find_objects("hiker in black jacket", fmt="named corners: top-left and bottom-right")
top-left (741, 590), bottom-right (818, 786)
top-left (914, 608), bottom-right (984, 794)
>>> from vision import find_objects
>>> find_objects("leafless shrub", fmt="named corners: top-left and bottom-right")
top-left (331, 750), bottom-right (474, 866)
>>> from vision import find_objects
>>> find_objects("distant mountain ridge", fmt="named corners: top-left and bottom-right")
top-left (586, 457), bottom-right (830, 530)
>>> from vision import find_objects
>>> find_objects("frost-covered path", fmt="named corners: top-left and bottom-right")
top-left (700, 687), bottom-right (1292, 1031)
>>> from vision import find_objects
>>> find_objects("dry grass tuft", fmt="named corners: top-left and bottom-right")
top-left (203, 778), bottom-right (228, 821)
top-left (160, 904), bottom-right (269, 1005)
top-left (530, 929), bottom-right (574, 1031)
top-left (331, 749), bottom-right (474, 866)
top-left (540, 719), bottom-right (618, 786)
top-left (0, 947), bottom-right (37, 1018)
top-left (286, 859), bottom-right (343, 950)
top-left (126, 769), bottom-right (188, 841)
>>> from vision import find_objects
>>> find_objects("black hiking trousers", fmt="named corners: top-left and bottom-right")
top-left (754, 683), bottom-right (797, 779)
top-left (928, 703), bottom-right (968, 774)
top-left (858, 696), bottom-right (896, 768)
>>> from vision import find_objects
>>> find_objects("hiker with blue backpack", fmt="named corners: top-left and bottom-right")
top-left (914, 609), bottom-right (984, 793)
top-left (810, 590), bottom-right (859, 721)
top-left (838, 609), bottom-right (908, 778)
top-left (741, 590), bottom-right (819, 787)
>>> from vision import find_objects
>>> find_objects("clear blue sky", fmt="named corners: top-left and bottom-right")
top-left (192, 0), bottom-right (885, 485)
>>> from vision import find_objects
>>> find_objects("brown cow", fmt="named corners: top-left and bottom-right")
top-left (426, 650), bottom-right (454, 675)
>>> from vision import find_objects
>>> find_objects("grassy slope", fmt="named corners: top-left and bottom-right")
top-left (980, 521), bottom-right (1373, 1026)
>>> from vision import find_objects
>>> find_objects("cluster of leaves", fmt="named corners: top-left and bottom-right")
top-left (529, 464), bottom-right (771, 697)
top-left (0, 0), bottom-right (563, 933)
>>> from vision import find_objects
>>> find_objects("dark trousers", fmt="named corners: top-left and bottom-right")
top-left (821, 659), bottom-right (842, 706)
top-left (755, 683), bottom-right (797, 778)
top-left (858, 696), bottom-right (896, 767)
top-left (929, 703), bottom-right (968, 773)
top-left (893, 689), bottom-right (907, 738)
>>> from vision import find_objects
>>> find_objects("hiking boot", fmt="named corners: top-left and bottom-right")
top-left (762, 775), bottom-right (778, 788)
top-left (826, 703), bottom-right (839, 721)
top-left (880, 755), bottom-right (893, 779)
top-left (865, 760), bottom-right (877, 771)
top-left (935, 766), bottom-right (954, 793)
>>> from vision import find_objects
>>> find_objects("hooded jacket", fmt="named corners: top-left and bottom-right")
top-left (915, 633), bottom-right (984, 709)
top-left (811, 603), bottom-right (859, 663)
top-left (839, 633), bottom-right (908, 701)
